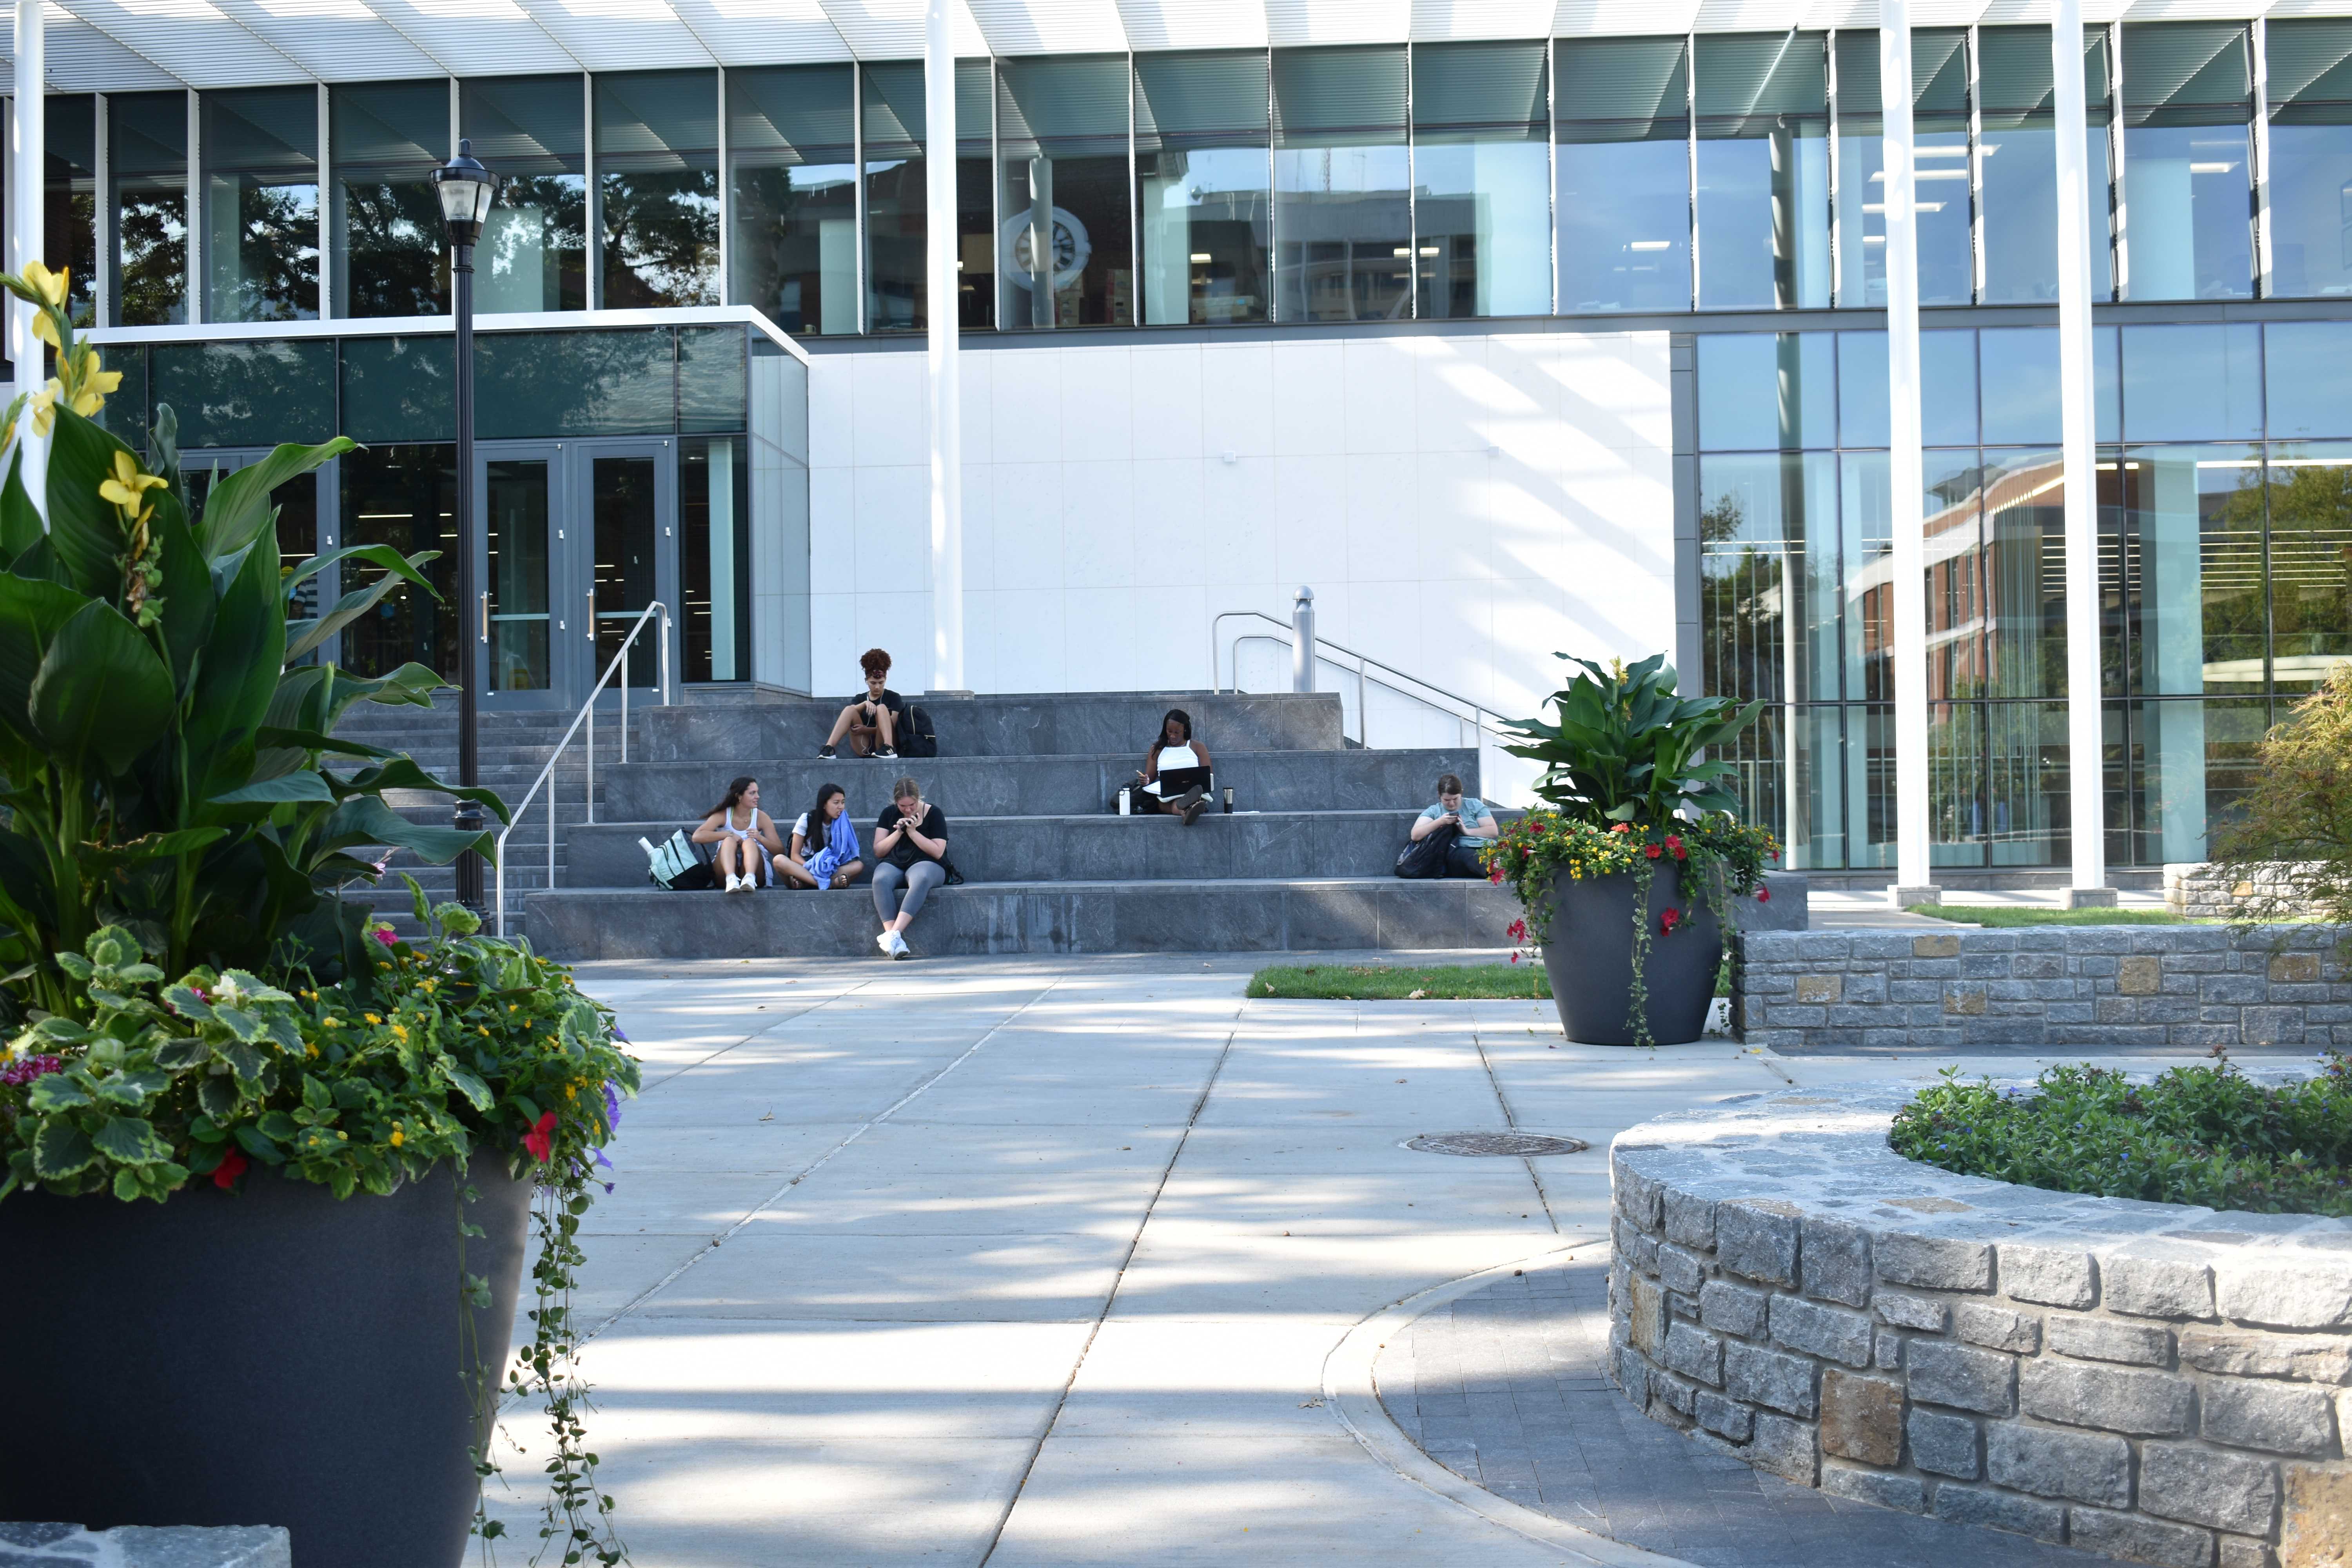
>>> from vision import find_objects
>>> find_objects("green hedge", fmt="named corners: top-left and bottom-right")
top-left (1890, 1058), bottom-right (2352, 1217)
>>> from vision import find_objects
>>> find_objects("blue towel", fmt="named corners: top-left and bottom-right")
top-left (809, 813), bottom-right (861, 884)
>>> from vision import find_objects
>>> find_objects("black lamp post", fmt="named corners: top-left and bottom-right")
top-left (435, 140), bottom-right (495, 916)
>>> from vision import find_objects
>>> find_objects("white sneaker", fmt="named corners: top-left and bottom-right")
top-left (727, 874), bottom-right (750, 894)
top-left (888, 931), bottom-right (911, 960)
top-left (877, 929), bottom-right (897, 955)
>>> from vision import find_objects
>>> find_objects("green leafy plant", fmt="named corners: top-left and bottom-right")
top-left (1490, 654), bottom-right (1771, 1045)
top-left (1891, 1058), bottom-right (2352, 1216)
top-left (2210, 662), bottom-right (2352, 929)
top-left (0, 263), bottom-right (502, 1022)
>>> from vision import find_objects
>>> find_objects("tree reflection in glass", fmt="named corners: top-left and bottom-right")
top-left (332, 81), bottom-right (448, 318)
top-left (597, 71), bottom-right (720, 309)
top-left (111, 91), bottom-right (187, 326)
top-left (462, 76), bottom-right (588, 315)
top-left (203, 87), bottom-right (319, 322)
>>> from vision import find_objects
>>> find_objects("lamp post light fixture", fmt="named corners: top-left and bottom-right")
top-left (435, 139), bottom-right (496, 917)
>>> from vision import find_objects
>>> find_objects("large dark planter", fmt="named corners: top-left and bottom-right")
top-left (0, 1160), bottom-right (532, 1568)
top-left (1542, 860), bottom-right (1723, 1045)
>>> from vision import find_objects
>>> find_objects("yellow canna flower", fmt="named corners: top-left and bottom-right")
top-left (29, 311), bottom-right (56, 350)
top-left (22, 261), bottom-right (67, 309)
top-left (98, 451), bottom-right (166, 510)
top-left (29, 385), bottom-right (57, 437)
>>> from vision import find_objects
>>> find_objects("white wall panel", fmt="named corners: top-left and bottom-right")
top-left (1116, 0), bottom-right (1267, 53)
top-left (965, 0), bottom-right (1127, 53)
top-left (1262, 0), bottom-right (1410, 48)
top-left (51, 0), bottom-right (311, 86)
top-left (1412, 0), bottom-right (1556, 41)
top-left (507, 0), bottom-right (715, 72)
top-left (358, 0), bottom-right (582, 79)
top-left (671, 0), bottom-right (853, 62)
top-left (211, 0), bottom-right (446, 81)
top-left (31, 7), bottom-right (185, 90)
top-left (803, 327), bottom-right (1678, 797)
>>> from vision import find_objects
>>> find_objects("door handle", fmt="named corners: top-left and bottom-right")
top-left (479, 592), bottom-right (489, 642)
top-left (588, 591), bottom-right (596, 641)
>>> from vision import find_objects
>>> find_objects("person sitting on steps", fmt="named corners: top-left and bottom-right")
top-left (871, 776), bottom-right (949, 958)
top-left (1410, 772), bottom-right (1498, 878)
top-left (1134, 708), bottom-right (1214, 826)
top-left (818, 648), bottom-right (904, 759)
top-left (778, 781), bottom-right (864, 889)
top-left (693, 775), bottom-right (785, 893)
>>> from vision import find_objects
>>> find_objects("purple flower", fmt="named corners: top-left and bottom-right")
top-left (603, 1080), bottom-right (624, 1131)
top-left (0, 1053), bottom-right (61, 1087)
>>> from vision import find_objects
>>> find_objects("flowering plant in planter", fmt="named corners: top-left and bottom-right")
top-left (1491, 653), bottom-right (1775, 1045)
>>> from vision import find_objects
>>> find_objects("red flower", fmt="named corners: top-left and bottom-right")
top-left (212, 1148), bottom-right (249, 1191)
top-left (1506, 918), bottom-right (1527, 942)
top-left (523, 1110), bottom-right (558, 1164)
top-left (1660, 907), bottom-right (1682, 936)
top-left (371, 926), bottom-right (397, 947)
top-left (1665, 834), bottom-right (1686, 860)
top-left (1757, 887), bottom-right (1771, 903)
top-left (1488, 864), bottom-right (1504, 884)
top-left (1644, 844), bottom-right (1662, 859)
top-left (1508, 952), bottom-right (1519, 964)
top-left (1610, 822), bottom-right (1630, 834)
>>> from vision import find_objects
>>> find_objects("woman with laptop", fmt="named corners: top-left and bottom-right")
top-left (1134, 708), bottom-right (1213, 826)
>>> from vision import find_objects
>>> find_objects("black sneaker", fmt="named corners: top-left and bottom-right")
top-left (876, 746), bottom-right (898, 759)
top-left (1178, 786), bottom-right (1207, 826)
top-left (816, 745), bottom-right (837, 759)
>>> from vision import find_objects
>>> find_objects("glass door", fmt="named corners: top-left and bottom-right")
top-left (476, 443), bottom-right (568, 709)
top-left (570, 440), bottom-right (676, 702)
top-left (185, 449), bottom-right (336, 661)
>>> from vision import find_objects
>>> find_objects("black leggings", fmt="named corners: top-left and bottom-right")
top-left (1443, 839), bottom-right (1488, 878)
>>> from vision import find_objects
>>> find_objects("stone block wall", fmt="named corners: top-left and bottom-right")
top-left (1610, 1088), bottom-right (2352, 1568)
top-left (2167, 864), bottom-right (2323, 922)
top-left (1732, 926), bottom-right (2350, 1053)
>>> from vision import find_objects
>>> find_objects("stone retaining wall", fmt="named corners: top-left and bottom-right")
top-left (2167, 864), bottom-right (2323, 922)
top-left (1732, 926), bottom-right (2349, 1053)
top-left (1609, 1087), bottom-right (2352, 1568)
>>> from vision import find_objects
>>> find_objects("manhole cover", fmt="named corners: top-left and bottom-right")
top-left (1405, 1132), bottom-right (1589, 1158)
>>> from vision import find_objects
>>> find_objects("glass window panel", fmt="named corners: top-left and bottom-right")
top-left (1982, 447), bottom-right (2070, 700)
top-left (2113, 697), bottom-right (2265, 864)
top-left (2265, 319), bottom-right (2352, 438)
top-left (475, 327), bottom-right (675, 439)
top-left (593, 455), bottom-right (660, 687)
top-left (1136, 51), bottom-right (1272, 327)
top-left (1273, 45), bottom-right (1410, 322)
top-left (1697, 451), bottom-right (1842, 707)
top-left (461, 74), bottom-right (586, 315)
top-left (1697, 332), bottom-right (1834, 450)
top-left (152, 339), bottom-right (334, 448)
top-left (1713, 704), bottom-right (1851, 868)
top-left (340, 444), bottom-right (456, 681)
top-left (341, 335), bottom-right (451, 444)
top-left (1922, 328), bottom-right (1978, 446)
top-left (2108, 444), bottom-right (2267, 697)
top-left (1842, 450), bottom-right (1893, 702)
top-left (1985, 700), bottom-right (2072, 866)
top-left (2120, 322), bottom-right (2261, 442)
top-left (1927, 701), bottom-right (1988, 866)
top-left (1555, 37), bottom-right (1689, 314)
top-left (2262, 442), bottom-right (2352, 692)
top-left (679, 324), bottom-right (746, 433)
top-left (1838, 330), bottom-right (1889, 448)
top-left (1980, 326), bottom-right (2059, 445)
top-left (1412, 42), bottom-right (1549, 318)
top-left (2265, 22), bottom-right (2352, 298)
top-left (1833, 31), bottom-right (1972, 307)
top-left (598, 70), bottom-right (720, 309)
top-left (94, 344), bottom-right (149, 452)
top-left (45, 95), bottom-right (95, 323)
top-left (681, 437), bottom-right (750, 683)
top-left (862, 60), bottom-right (995, 332)
top-left (486, 457), bottom-right (551, 692)
top-left (1694, 32), bottom-right (1830, 310)
top-left (729, 64), bottom-right (855, 334)
top-left (1978, 27), bottom-right (2114, 303)
top-left (996, 55), bottom-right (1134, 328)
top-left (109, 92), bottom-right (187, 327)
top-left (2122, 23), bottom-right (2254, 301)
top-left (330, 80), bottom-right (446, 319)
top-left (202, 87), bottom-right (320, 322)
top-left (1849, 702), bottom-right (1897, 867)
top-left (2098, 323), bottom-right (2121, 442)
top-left (1923, 452), bottom-right (1987, 701)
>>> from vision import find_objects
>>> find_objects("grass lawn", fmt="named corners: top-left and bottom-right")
top-left (1249, 963), bottom-right (1550, 1000)
top-left (1907, 903), bottom-right (2186, 928)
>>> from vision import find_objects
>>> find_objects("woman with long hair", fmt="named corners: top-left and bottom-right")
top-left (691, 775), bottom-right (784, 893)
top-left (871, 775), bottom-right (950, 958)
top-left (1136, 707), bottom-right (1213, 826)
top-left (779, 781), bottom-right (864, 889)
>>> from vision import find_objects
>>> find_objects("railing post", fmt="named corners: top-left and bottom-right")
top-left (586, 697), bottom-right (595, 828)
top-left (1291, 586), bottom-right (1317, 693)
top-left (662, 604), bottom-right (673, 705)
top-left (621, 637), bottom-right (630, 766)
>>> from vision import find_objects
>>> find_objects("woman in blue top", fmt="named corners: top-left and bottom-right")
top-left (1410, 772), bottom-right (1499, 878)
top-left (778, 782), bottom-right (864, 889)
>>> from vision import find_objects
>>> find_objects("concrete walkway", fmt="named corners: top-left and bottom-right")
top-left (485, 952), bottom-right (2239, 1566)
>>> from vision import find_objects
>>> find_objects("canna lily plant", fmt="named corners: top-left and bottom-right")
top-left (0, 263), bottom-right (505, 1021)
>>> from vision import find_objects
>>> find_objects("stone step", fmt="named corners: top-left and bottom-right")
top-left (524, 876), bottom-right (1526, 959)
top-left (600, 748), bottom-right (1481, 821)
top-left (636, 691), bottom-right (1346, 761)
top-left (562, 809), bottom-right (1517, 886)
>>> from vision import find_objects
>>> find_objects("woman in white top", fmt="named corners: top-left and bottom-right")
top-left (691, 775), bottom-right (785, 893)
top-left (1138, 708), bottom-right (1214, 826)
top-left (777, 782), bottom-right (865, 889)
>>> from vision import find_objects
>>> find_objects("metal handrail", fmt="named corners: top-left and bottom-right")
top-left (1210, 609), bottom-right (1515, 751)
top-left (494, 600), bottom-right (671, 937)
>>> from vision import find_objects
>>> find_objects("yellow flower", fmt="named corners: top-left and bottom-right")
top-left (29, 311), bottom-right (56, 349)
top-left (305, 1042), bottom-right (319, 1059)
top-left (22, 260), bottom-right (67, 309)
top-left (478, 1026), bottom-right (490, 1036)
top-left (363, 1013), bottom-right (381, 1025)
top-left (389, 1125), bottom-right (405, 1148)
top-left (98, 450), bottom-right (166, 511)
top-left (390, 1023), bottom-right (408, 1042)
top-left (336, 1130), bottom-right (347, 1140)
top-left (564, 1083), bottom-right (577, 1100)
top-left (28, 385), bottom-right (56, 437)
top-left (321, 1016), bottom-right (341, 1029)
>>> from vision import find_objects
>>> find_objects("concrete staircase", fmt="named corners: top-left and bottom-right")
top-left (513, 690), bottom-right (1522, 958)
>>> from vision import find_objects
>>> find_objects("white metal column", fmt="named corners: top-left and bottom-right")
top-left (2054, 0), bottom-right (2114, 904)
top-left (13, 0), bottom-right (45, 517)
top-left (1881, 0), bottom-right (1935, 905)
top-left (924, 0), bottom-right (966, 693)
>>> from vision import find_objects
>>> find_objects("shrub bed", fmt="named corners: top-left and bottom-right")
top-left (1889, 1056), bottom-right (2352, 1216)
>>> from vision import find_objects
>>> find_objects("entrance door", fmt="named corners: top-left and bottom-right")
top-left (572, 440), bottom-right (676, 704)
top-left (475, 443), bottom-right (568, 710)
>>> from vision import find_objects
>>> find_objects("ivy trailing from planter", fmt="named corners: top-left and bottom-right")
top-left (1489, 654), bottom-right (1777, 1046)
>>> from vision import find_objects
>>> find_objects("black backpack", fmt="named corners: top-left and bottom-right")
top-left (1394, 823), bottom-right (1458, 879)
top-left (899, 705), bottom-right (939, 758)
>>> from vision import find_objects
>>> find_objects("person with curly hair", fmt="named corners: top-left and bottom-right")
top-left (818, 647), bottom-right (906, 759)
